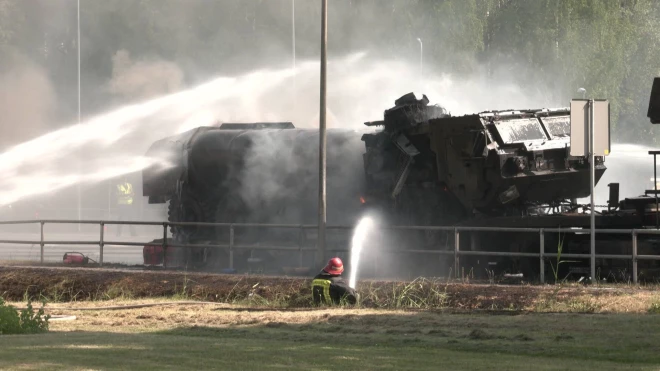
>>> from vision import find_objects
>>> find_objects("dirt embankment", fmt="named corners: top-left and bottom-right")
top-left (1, 266), bottom-right (658, 313)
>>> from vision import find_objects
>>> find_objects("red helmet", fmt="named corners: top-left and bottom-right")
top-left (323, 257), bottom-right (344, 275)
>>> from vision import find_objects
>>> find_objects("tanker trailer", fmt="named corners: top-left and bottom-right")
top-left (142, 122), bottom-right (369, 270)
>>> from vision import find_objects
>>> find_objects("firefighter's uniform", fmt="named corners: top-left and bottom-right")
top-left (115, 180), bottom-right (137, 236)
top-left (116, 182), bottom-right (134, 205)
top-left (312, 271), bottom-right (357, 305)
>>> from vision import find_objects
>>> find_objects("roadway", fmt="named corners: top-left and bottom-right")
top-left (0, 232), bottom-right (154, 265)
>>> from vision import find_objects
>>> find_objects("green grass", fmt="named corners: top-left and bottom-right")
top-left (1, 308), bottom-right (660, 370)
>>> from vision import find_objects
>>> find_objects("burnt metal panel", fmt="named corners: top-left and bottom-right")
top-left (493, 118), bottom-right (547, 144)
top-left (541, 116), bottom-right (570, 139)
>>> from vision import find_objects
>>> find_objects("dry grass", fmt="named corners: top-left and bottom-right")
top-left (22, 299), bottom-right (400, 333)
top-left (529, 287), bottom-right (660, 313)
top-left (5, 266), bottom-right (660, 314)
top-left (2, 300), bottom-right (660, 370)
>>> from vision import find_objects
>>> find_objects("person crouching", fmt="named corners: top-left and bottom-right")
top-left (312, 257), bottom-right (357, 305)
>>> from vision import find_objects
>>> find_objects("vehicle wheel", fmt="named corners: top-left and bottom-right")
top-left (168, 188), bottom-right (205, 241)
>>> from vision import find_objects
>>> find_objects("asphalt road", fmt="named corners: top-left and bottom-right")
top-left (0, 232), bottom-right (155, 265)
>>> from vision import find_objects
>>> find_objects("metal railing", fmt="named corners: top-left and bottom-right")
top-left (0, 219), bottom-right (659, 284)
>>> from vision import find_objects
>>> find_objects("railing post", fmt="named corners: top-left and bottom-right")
top-left (374, 228), bottom-right (379, 279)
top-left (99, 222), bottom-right (104, 267)
top-left (539, 229), bottom-right (545, 284)
top-left (632, 230), bottom-right (638, 284)
top-left (162, 223), bottom-right (168, 268)
top-left (39, 221), bottom-right (45, 264)
top-left (298, 225), bottom-right (304, 268)
top-left (229, 224), bottom-right (234, 270)
top-left (454, 228), bottom-right (460, 278)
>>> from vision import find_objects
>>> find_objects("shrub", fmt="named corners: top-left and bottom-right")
top-left (648, 300), bottom-right (660, 314)
top-left (0, 297), bottom-right (50, 335)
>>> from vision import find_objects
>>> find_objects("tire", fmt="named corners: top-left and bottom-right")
top-left (167, 188), bottom-right (206, 241)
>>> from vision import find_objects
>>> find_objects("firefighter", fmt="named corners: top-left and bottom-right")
top-left (312, 257), bottom-right (357, 305)
top-left (115, 177), bottom-right (137, 236)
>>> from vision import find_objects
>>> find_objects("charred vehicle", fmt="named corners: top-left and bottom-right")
top-left (142, 122), bottom-right (367, 270)
top-left (361, 93), bottom-right (660, 278)
top-left (142, 88), bottom-right (660, 279)
top-left (361, 93), bottom-right (603, 224)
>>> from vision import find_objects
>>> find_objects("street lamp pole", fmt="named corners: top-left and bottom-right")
top-left (292, 0), bottom-right (296, 111)
top-left (317, 0), bottom-right (328, 267)
top-left (589, 97), bottom-right (595, 282)
top-left (416, 38), bottom-right (423, 90)
top-left (578, 87), bottom-right (595, 282)
top-left (77, 0), bottom-right (82, 230)
top-left (578, 87), bottom-right (586, 99)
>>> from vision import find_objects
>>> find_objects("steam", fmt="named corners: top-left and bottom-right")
top-left (0, 51), bottom-right (567, 208)
top-left (584, 143), bottom-right (659, 207)
top-left (236, 129), bottom-right (367, 225)
top-left (108, 50), bottom-right (184, 101)
top-left (0, 55), bottom-right (55, 151)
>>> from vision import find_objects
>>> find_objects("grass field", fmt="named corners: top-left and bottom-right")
top-left (1, 300), bottom-right (659, 370)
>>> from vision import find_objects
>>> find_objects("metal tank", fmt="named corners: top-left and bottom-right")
top-left (142, 122), bottom-right (368, 269)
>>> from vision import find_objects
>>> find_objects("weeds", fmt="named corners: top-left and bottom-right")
top-left (361, 278), bottom-right (448, 309)
top-left (549, 231), bottom-right (576, 284)
top-left (0, 296), bottom-right (49, 334)
top-left (173, 273), bottom-right (192, 300)
top-left (533, 290), bottom-right (602, 313)
top-left (221, 281), bottom-right (307, 308)
top-left (485, 269), bottom-right (495, 285)
top-left (103, 283), bottom-right (135, 300)
top-left (648, 299), bottom-right (660, 314)
top-left (566, 298), bottom-right (601, 313)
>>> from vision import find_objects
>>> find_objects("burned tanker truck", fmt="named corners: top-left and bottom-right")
top-left (142, 122), bottom-right (368, 271)
top-left (142, 89), bottom-right (660, 280)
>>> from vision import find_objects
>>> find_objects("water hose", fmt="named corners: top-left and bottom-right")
top-left (14, 301), bottom-right (223, 312)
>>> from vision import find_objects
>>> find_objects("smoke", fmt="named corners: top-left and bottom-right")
top-left (172, 52), bottom-right (558, 133)
top-left (583, 143), bottom-right (657, 207)
top-left (203, 52), bottom-right (559, 228)
top-left (108, 50), bottom-right (184, 101)
top-left (0, 48), bottom-right (570, 211)
top-left (0, 53), bottom-right (56, 150)
top-left (236, 128), bottom-right (367, 225)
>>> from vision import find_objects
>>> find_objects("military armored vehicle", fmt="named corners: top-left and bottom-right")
top-left (360, 92), bottom-right (603, 227)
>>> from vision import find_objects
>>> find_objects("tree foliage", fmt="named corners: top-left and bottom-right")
top-left (0, 0), bottom-right (658, 142)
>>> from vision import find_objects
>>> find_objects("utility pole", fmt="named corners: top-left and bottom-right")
top-left (580, 88), bottom-right (595, 282)
top-left (416, 38), bottom-right (423, 90)
top-left (292, 0), bottom-right (296, 111)
top-left (317, 0), bottom-right (328, 267)
top-left (77, 0), bottom-right (82, 230)
top-left (589, 98), bottom-right (596, 282)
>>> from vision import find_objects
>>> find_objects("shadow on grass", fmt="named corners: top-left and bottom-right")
top-left (212, 306), bottom-right (320, 312)
top-left (2, 310), bottom-right (660, 370)
top-left (153, 311), bottom-right (660, 367)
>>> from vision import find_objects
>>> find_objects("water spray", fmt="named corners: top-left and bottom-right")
top-left (0, 51), bottom-right (552, 207)
top-left (348, 216), bottom-right (374, 289)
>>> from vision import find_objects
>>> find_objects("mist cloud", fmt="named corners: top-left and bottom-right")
top-left (0, 53), bottom-right (56, 150)
top-left (0, 51), bottom-right (570, 208)
top-left (108, 49), bottom-right (184, 101)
